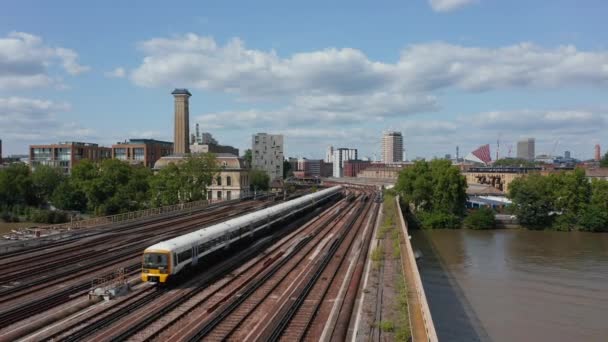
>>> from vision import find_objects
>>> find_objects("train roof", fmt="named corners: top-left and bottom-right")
top-left (145, 186), bottom-right (342, 252)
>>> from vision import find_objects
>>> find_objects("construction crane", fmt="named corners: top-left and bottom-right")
top-left (507, 145), bottom-right (513, 158)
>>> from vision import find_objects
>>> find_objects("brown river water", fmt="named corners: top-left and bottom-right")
top-left (411, 229), bottom-right (608, 342)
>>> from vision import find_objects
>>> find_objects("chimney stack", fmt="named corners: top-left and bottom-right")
top-left (171, 89), bottom-right (191, 154)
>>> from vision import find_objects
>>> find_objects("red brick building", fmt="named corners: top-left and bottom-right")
top-left (343, 160), bottom-right (372, 177)
top-left (30, 141), bottom-right (112, 174)
top-left (112, 139), bottom-right (173, 168)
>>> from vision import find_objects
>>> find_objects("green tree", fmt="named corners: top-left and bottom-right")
top-left (51, 180), bottom-right (88, 212)
top-left (150, 154), bottom-right (218, 206)
top-left (493, 158), bottom-right (536, 167)
top-left (0, 163), bottom-right (36, 207)
top-left (601, 152), bottom-right (608, 167)
top-left (32, 165), bottom-right (65, 205)
top-left (250, 169), bottom-right (270, 192)
top-left (551, 168), bottom-right (591, 231)
top-left (463, 207), bottom-right (496, 229)
top-left (508, 174), bottom-right (555, 228)
top-left (395, 160), bottom-right (467, 229)
top-left (578, 204), bottom-right (608, 232)
top-left (283, 160), bottom-right (292, 179)
top-left (243, 149), bottom-right (252, 167)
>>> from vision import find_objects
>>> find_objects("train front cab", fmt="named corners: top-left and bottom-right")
top-left (141, 249), bottom-right (172, 283)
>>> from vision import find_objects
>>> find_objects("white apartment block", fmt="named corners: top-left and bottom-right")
top-left (325, 145), bottom-right (334, 163)
top-left (252, 133), bottom-right (284, 180)
top-left (382, 131), bottom-right (403, 163)
top-left (332, 148), bottom-right (358, 178)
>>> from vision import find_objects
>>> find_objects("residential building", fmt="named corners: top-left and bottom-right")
top-left (30, 142), bottom-right (111, 174)
top-left (112, 139), bottom-right (173, 168)
top-left (516, 138), bottom-right (535, 161)
top-left (382, 131), bottom-right (403, 163)
top-left (332, 148), bottom-right (358, 178)
top-left (252, 133), bottom-right (284, 180)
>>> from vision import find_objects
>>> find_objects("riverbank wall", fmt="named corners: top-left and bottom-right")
top-left (396, 196), bottom-right (438, 342)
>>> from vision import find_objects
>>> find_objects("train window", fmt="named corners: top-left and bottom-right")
top-left (173, 253), bottom-right (177, 266)
top-left (143, 253), bottom-right (168, 268)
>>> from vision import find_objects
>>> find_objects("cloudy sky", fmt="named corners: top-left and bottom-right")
top-left (1, 0), bottom-right (607, 160)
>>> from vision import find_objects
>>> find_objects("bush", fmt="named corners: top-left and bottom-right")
top-left (418, 211), bottom-right (461, 229)
top-left (578, 204), bottom-right (608, 232)
top-left (1, 211), bottom-right (20, 223)
top-left (463, 207), bottom-right (496, 230)
top-left (31, 209), bottom-right (69, 224)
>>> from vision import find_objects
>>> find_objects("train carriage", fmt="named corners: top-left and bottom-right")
top-left (142, 186), bottom-right (342, 283)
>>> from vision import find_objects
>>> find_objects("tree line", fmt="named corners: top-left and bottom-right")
top-left (394, 159), bottom-right (468, 229)
top-left (508, 168), bottom-right (608, 231)
top-left (0, 154), bottom-right (272, 225)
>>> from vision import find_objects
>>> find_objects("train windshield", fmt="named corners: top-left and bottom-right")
top-left (143, 253), bottom-right (168, 269)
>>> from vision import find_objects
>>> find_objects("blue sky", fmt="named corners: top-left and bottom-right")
top-left (1, 0), bottom-right (607, 160)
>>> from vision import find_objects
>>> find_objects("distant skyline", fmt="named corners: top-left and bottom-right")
top-left (1, 0), bottom-right (607, 160)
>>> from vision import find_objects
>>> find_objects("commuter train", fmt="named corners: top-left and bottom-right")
top-left (141, 186), bottom-right (343, 283)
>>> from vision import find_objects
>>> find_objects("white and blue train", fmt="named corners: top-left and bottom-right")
top-left (141, 186), bottom-right (342, 283)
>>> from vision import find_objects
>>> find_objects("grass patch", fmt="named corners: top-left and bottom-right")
top-left (378, 320), bottom-right (395, 332)
top-left (394, 275), bottom-right (411, 341)
top-left (371, 245), bottom-right (384, 269)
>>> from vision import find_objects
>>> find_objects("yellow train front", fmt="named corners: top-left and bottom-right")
top-left (141, 249), bottom-right (172, 283)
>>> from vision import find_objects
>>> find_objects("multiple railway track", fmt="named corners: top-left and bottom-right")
top-left (0, 186), bottom-right (381, 342)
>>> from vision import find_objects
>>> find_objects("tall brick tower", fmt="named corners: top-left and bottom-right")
top-left (595, 144), bottom-right (601, 162)
top-left (172, 89), bottom-right (191, 154)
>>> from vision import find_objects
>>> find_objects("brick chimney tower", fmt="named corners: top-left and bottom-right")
top-left (172, 89), bottom-right (191, 154)
top-left (595, 144), bottom-right (601, 162)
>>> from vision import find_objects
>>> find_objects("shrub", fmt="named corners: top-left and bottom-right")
top-left (463, 207), bottom-right (496, 230)
top-left (31, 209), bottom-right (69, 224)
top-left (418, 211), bottom-right (461, 229)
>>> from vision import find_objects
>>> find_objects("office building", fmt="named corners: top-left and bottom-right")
top-left (30, 142), bottom-right (111, 174)
top-left (564, 151), bottom-right (571, 159)
top-left (252, 133), bottom-right (284, 180)
top-left (595, 144), bottom-right (601, 162)
top-left (517, 138), bottom-right (535, 161)
top-left (382, 131), bottom-right (403, 164)
top-left (112, 139), bottom-right (173, 168)
top-left (172, 88), bottom-right (191, 154)
top-left (294, 158), bottom-right (322, 178)
top-left (332, 148), bottom-right (358, 178)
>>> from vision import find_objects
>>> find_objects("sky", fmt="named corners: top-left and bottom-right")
top-left (1, 0), bottom-right (607, 160)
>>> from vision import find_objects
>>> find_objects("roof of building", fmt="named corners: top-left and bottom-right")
top-left (114, 139), bottom-right (173, 146)
top-left (171, 88), bottom-right (191, 96)
top-left (153, 153), bottom-right (246, 170)
top-left (586, 168), bottom-right (608, 177)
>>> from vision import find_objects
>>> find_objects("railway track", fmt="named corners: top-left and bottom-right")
top-left (0, 199), bottom-right (274, 331)
top-left (158, 189), bottom-right (378, 342)
top-left (1, 186), bottom-right (382, 342)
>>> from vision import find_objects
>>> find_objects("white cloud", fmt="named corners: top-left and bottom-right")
top-left (0, 97), bottom-right (96, 152)
top-left (399, 109), bottom-right (608, 159)
top-left (128, 34), bottom-right (608, 159)
top-left (104, 67), bottom-right (126, 78)
top-left (428, 0), bottom-right (476, 12)
top-left (131, 34), bottom-right (608, 96)
top-left (0, 31), bottom-right (89, 90)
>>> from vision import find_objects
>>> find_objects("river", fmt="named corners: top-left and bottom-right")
top-left (411, 229), bottom-right (608, 342)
